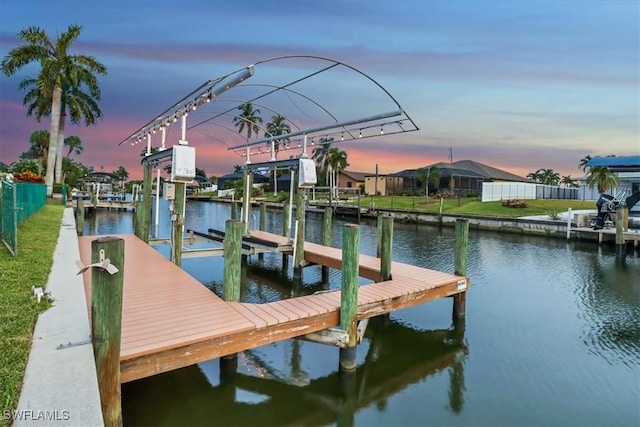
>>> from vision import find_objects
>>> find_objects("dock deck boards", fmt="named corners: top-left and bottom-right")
top-left (79, 230), bottom-right (468, 383)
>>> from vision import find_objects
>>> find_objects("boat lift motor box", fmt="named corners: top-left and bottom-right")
top-left (298, 158), bottom-right (317, 188)
top-left (171, 145), bottom-right (196, 182)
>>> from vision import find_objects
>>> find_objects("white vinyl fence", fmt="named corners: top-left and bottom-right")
top-left (482, 182), bottom-right (536, 202)
top-left (482, 182), bottom-right (579, 202)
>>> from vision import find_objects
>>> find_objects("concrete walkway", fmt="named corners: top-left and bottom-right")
top-left (15, 208), bottom-right (103, 426)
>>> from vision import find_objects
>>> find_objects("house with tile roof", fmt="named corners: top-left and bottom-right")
top-left (365, 160), bottom-right (529, 196)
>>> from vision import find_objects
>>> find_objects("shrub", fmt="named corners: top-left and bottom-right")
top-left (13, 171), bottom-right (45, 183)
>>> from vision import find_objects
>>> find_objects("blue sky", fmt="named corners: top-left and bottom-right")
top-left (0, 0), bottom-right (638, 179)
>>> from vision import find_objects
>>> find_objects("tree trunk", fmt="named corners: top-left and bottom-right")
top-left (45, 80), bottom-right (62, 197)
top-left (55, 112), bottom-right (66, 184)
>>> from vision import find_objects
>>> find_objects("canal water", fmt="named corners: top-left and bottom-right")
top-left (84, 200), bottom-right (640, 426)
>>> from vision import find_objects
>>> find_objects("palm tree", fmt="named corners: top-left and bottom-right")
top-left (312, 137), bottom-right (333, 186)
top-left (539, 169), bottom-right (560, 186)
top-left (586, 166), bottom-right (618, 194)
top-left (1, 24), bottom-right (106, 196)
top-left (526, 169), bottom-right (543, 183)
top-left (578, 155), bottom-right (592, 173)
top-left (327, 148), bottom-right (349, 200)
top-left (416, 167), bottom-right (440, 197)
top-left (25, 130), bottom-right (50, 175)
top-left (64, 135), bottom-right (83, 158)
top-left (233, 102), bottom-right (262, 140)
top-left (265, 114), bottom-right (290, 161)
top-left (560, 175), bottom-right (578, 188)
top-left (19, 56), bottom-right (103, 183)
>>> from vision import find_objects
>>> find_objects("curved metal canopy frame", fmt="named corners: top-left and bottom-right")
top-left (121, 55), bottom-right (419, 163)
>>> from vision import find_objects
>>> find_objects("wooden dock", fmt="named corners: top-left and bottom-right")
top-left (572, 226), bottom-right (640, 248)
top-left (79, 231), bottom-right (468, 384)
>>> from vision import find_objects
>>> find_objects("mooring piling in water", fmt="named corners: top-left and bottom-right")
top-left (230, 201), bottom-right (239, 220)
top-left (293, 187), bottom-right (306, 282)
top-left (90, 236), bottom-right (124, 427)
top-left (321, 207), bottom-right (333, 283)
top-left (223, 219), bottom-right (243, 302)
top-left (172, 182), bottom-right (186, 266)
top-left (453, 219), bottom-right (469, 319)
top-left (339, 224), bottom-right (359, 372)
top-left (380, 216), bottom-right (393, 282)
top-left (282, 203), bottom-right (291, 271)
top-left (75, 198), bottom-right (84, 236)
top-left (615, 205), bottom-right (626, 259)
top-left (258, 202), bottom-right (266, 263)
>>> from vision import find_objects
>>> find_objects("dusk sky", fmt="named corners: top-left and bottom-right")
top-left (1, 0), bottom-right (638, 181)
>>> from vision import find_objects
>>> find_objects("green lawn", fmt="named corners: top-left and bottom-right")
top-left (314, 196), bottom-right (595, 218)
top-left (0, 203), bottom-right (63, 427)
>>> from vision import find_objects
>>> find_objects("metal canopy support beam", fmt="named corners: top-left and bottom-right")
top-left (228, 110), bottom-right (403, 150)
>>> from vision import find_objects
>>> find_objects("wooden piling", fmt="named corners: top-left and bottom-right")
top-left (231, 201), bottom-right (239, 220)
top-left (91, 237), bottom-right (124, 427)
top-left (615, 206), bottom-right (626, 259)
top-left (259, 202), bottom-right (266, 231)
top-left (258, 202), bottom-right (266, 263)
top-left (453, 219), bottom-right (469, 319)
top-left (293, 187), bottom-right (306, 281)
top-left (282, 203), bottom-right (291, 271)
top-left (222, 219), bottom-right (243, 372)
top-left (242, 170), bottom-right (253, 234)
top-left (283, 203), bottom-right (291, 238)
top-left (339, 224), bottom-right (359, 372)
top-left (224, 219), bottom-right (244, 302)
top-left (321, 207), bottom-right (332, 283)
top-left (380, 216), bottom-right (393, 281)
top-left (140, 162), bottom-right (152, 243)
top-left (171, 182), bottom-right (186, 267)
top-left (376, 213), bottom-right (383, 257)
top-left (75, 198), bottom-right (84, 236)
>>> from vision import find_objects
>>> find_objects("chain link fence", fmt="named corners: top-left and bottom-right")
top-left (1, 180), bottom-right (47, 256)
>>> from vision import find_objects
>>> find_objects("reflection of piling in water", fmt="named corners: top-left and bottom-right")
top-left (453, 219), bottom-right (469, 319)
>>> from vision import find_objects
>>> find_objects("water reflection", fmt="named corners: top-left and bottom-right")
top-left (85, 200), bottom-right (640, 426)
top-left (122, 316), bottom-right (468, 426)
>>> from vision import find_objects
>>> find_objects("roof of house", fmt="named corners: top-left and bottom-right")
top-left (386, 160), bottom-right (527, 182)
top-left (586, 155), bottom-right (640, 171)
top-left (340, 171), bottom-right (368, 182)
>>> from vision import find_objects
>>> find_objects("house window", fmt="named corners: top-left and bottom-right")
top-left (347, 182), bottom-right (353, 188)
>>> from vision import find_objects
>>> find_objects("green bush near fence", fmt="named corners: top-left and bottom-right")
top-left (0, 203), bottom-right (64, 427)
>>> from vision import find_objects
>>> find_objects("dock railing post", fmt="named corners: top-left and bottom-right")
top-left (453, 219), bottom-right (469, 319)
top-left (75, 198), bottom-right (84, 236)
top-left (566, 208), bottom-right (572, 241)
top-left (380, 216), bottom-right (393, 282)
top-left (321, 207), bottom-right (333, 283)
top-left (340, 224), bottom-right (359, 372)
top-left (615, 205), bottom-right (626, 259)
top-left (91, 237), bottom-right (124, 427)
